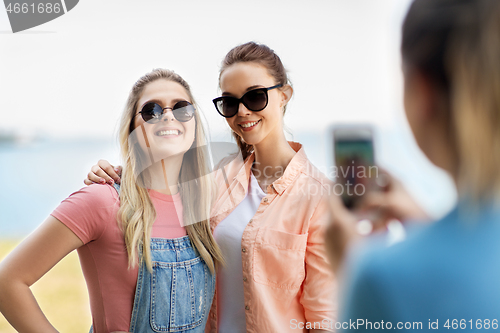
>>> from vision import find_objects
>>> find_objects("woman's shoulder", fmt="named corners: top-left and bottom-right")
top-left (55, 184), bottom-right (120, 217)
top-left (302, 160), bottom-right (332, 185)
top-left (51, 184), bottom-right (120, 244)
top-left (68, 183), bottom-right (120, 205)
top-left (293, 155), bottom-right (333, 199)
top-left (289, 141), bottom-right (333, 187)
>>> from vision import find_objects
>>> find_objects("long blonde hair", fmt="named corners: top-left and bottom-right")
top-left (402, 0), bottom-right (500, 202)
top-left (117, 68), bottom-right (223, 273)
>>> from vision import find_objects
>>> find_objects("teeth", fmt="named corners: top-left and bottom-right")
top-left (241, 120), bottom-right (260, 128)
top-left (156, 130), bottom-right (179, 136)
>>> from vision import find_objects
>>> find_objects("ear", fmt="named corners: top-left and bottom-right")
top-left (279, 84), bottom-right (293, 108)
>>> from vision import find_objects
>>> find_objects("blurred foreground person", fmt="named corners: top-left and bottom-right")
top-left (328, 0), bottom-right (500, 331)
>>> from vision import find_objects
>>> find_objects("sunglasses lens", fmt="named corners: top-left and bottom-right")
top-left (213, 87), bottom-right (271, 117)
top-left (141, 103), bottom-right (162, 122)
top-left (243, 89), bottom-right (267, 111)
top-left (216, 98), bottom-right (239, 117)
top-left (172, 101), bottom-right (195, 122)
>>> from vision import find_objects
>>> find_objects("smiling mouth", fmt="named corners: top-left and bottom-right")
top-left (239, 119), bottom-right (261, 128)
top-left (155, 129), bottom-right (181, 136)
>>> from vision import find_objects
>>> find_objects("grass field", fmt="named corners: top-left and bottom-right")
top-left (0, 239), bottom-right (92, 333)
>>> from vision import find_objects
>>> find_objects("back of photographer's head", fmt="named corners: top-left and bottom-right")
top-left (402, 0), bottom-right (500, 203)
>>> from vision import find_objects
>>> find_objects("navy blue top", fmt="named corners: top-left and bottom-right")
top-left (341, 203), bottom-right (500, 332)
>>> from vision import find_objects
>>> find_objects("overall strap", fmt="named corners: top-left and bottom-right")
top-left (112, 183), bottom-right (121, 194)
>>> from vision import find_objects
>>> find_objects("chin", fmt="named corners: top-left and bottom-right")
top-left (151, 147), bottom-right (188, 160)
top-left (241, 127), bottom-right (273, 146)
top-left (239, 135), bottom-right (261, 146)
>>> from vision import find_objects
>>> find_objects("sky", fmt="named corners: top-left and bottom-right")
top-left (0, 0), bottom-right (457, 219)
top-left (0, 0), bottom-right (410, 139)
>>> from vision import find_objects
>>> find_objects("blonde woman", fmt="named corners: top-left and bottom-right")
top-left (0, 69), bottom-right (223, 333)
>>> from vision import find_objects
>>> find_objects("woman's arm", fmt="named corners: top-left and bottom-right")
top-left (0, 216), bottom-right (84, 333)
top-left (83, 160), bottom-right (122, 186)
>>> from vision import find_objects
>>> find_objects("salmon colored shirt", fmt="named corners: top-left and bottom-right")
top-left (206, 142), bottom-right (337, 333)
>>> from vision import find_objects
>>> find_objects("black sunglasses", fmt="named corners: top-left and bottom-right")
top-left (212, 84), bottom-right (283, 118)
top-left (135, 101), bottom-right (195, 123)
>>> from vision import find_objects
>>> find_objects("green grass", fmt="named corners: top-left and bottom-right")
top-left (0, 239), bottom-right (92, 333)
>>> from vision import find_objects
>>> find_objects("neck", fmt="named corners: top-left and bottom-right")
top-left (143, 155), bottom-right (183, 195)
top-left (252, 130), bottom-right (296, 187)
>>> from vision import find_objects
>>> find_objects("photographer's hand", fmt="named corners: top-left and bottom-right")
top-left (326, 171), bottom-right (430, 273)
top-left (361, 170), bottom-right (430, 225)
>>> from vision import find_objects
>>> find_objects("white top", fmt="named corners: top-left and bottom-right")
top-left (213, 172), bottom-right (266, 333)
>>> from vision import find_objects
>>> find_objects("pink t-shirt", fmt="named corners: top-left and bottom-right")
top-left (50, 184), bottom-right (187, 333)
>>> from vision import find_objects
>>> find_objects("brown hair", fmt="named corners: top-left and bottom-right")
top-left (402, 0), bottom-right (500, 202)
top-left (219, 42), bottom-right (291, 160)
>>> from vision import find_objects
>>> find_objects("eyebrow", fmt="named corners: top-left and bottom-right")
top-left (221, 85), bottom-right (264, 97)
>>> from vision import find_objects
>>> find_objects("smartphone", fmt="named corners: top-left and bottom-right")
top-left (332, 126), bottom-right (377, 210)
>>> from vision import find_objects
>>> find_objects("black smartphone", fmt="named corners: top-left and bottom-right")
top-left (333, 126), bottom-right (377, 210)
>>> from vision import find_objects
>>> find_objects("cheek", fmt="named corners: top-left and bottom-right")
top-left (404, 88), bottom-right (419, 131)
top-left (132, 118), bottom-right (140, 132)
top-left (129, 125), bottom-right (150, 163)
top-left (263, 105), bottom-right (282, 127)
top-left (403, 90), bottom-right (411, 123)
top-left (403, 87), bottom-right (428, 154)
top-left (185, 121), bottom-right (196, 144)
top-left (226, 118), bottom-right (239, 133)
top-left (131, 117), bottom-right (146, 138)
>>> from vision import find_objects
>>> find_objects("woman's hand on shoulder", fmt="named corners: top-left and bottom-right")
top-left (84, 159), bottom-right (122, 186)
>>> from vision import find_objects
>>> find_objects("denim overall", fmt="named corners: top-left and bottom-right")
top-left (90, 184), bottom-right (215, 333)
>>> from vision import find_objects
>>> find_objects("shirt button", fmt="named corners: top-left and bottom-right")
top-left (263, 197), bottom-right (268, 203)
top-left (242, 248), bottom-right (246, 253)
top-left (245, 305), bottom-right (250, 310)
top-left (243, 277), bottom-right (247, 282)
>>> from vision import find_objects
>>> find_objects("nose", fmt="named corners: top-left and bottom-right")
top-left (237, 101), bottom-right (251, 117)
top-left (161, 108), bottom-right (176, 122)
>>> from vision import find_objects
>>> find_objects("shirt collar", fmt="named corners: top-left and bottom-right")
top-left (234, 141), bottom-right (307, 195)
